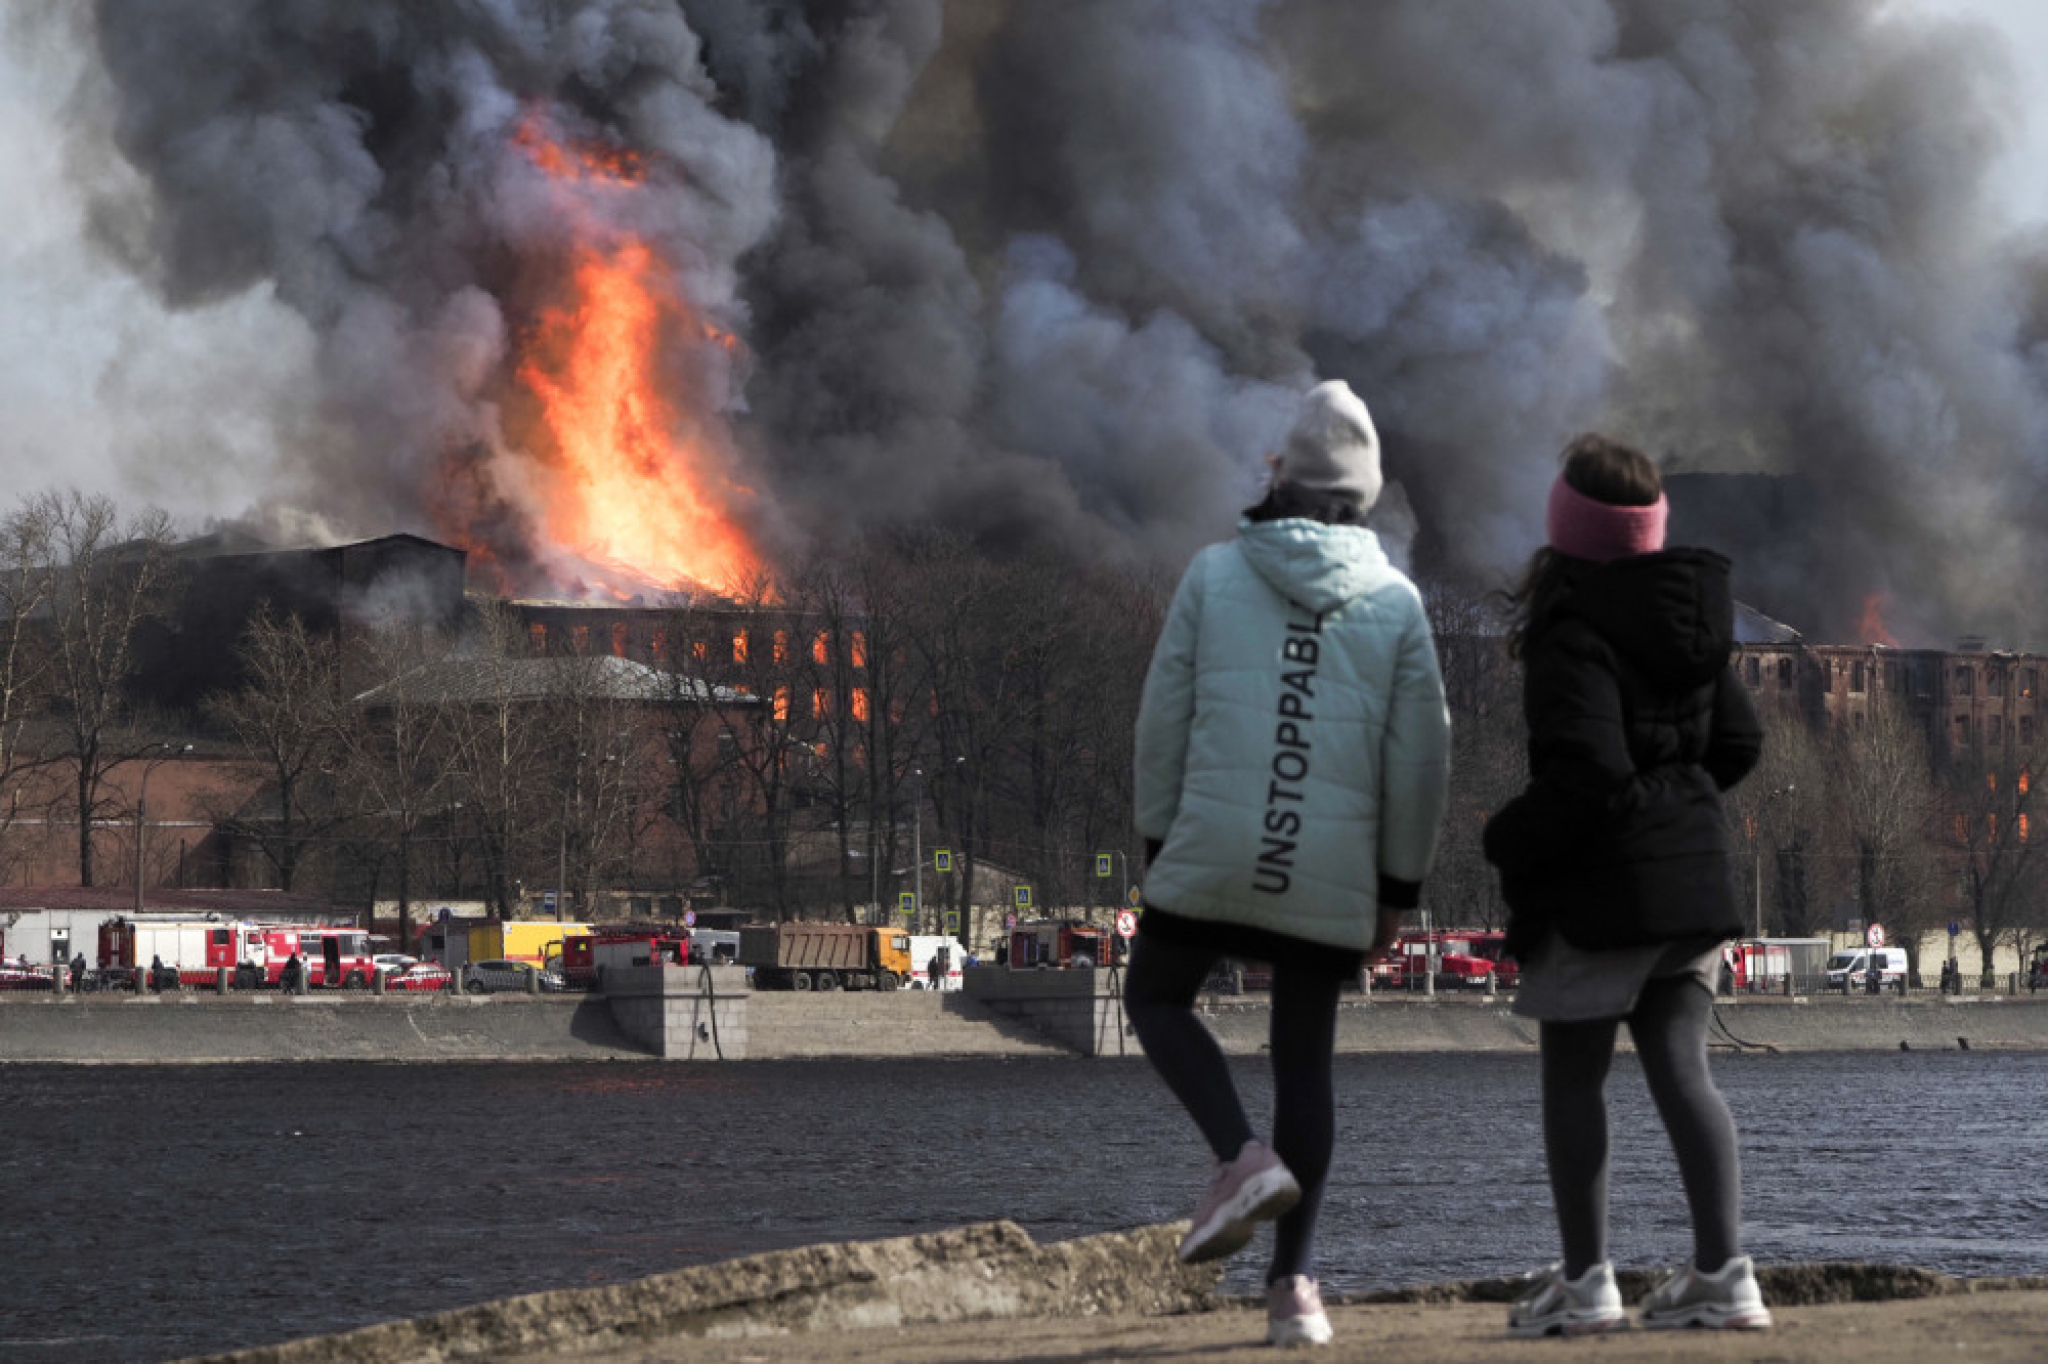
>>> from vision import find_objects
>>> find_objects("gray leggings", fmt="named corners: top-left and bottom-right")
top-left (1540, 974), bottom-right (1742, 1276)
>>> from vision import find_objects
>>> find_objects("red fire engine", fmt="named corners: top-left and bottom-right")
top-left (560, 928), bottom-right (690, 990)
top-left (1007, 919), bottom-right (1112, 969)
top-left (1371, 930), bottom-right (1520, 990)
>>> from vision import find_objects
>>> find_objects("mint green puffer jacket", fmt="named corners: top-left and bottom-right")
top-left (1134, 518), bottom-right (1452, 952)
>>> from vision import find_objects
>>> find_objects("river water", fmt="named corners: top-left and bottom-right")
top-left (3, 1050), bottom-right (2044, 1362)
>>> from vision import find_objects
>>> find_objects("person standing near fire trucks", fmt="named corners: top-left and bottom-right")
top-left (1484, 435), bottom-right (1768, 1336)
top-left (1129, 379), bottom-right (1451, 1349)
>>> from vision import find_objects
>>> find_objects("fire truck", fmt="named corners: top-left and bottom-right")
top-left (1006, 919), bottom-right (1113, 969)
top-left (256, 925), bottom-right (379, 988)
top-left (98, 916), bottom-right (267, 987)
top-left (560, 927), bottom-right (690, 990)
top-left (1372, 930), bottom-right (1519, 990)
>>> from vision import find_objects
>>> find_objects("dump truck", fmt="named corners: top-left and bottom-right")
top-left (739, 922), bottom-right (912, 991)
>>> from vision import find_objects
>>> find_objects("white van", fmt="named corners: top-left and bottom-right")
top-left (1824, 947), bottom-right (1909, 990)
top-left (905, 935), bottom-right (969, 991)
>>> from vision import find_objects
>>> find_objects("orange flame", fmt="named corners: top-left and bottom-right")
top-left (459, 108), bottom-right (758, 597)
top-left (1858, 593), bottom-right (1900, 648)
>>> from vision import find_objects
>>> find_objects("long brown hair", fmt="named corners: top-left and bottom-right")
top-left (1502, 434), bottom-right (1661, 658)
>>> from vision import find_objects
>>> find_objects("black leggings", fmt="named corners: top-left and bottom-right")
top-left (1539, 974), bottom-right (1742, 1277)
top-left (1123, 931), bottom-right (1344, 1285)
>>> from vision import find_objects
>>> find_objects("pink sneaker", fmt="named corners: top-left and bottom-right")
top-left (1176, 1140), bottom-right (1301, 1264)
top-left (1266, 1275), bottom-right (1333, 1347)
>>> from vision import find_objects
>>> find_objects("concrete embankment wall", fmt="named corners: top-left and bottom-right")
top-left (6, 987), bottom-right (2048, 1063)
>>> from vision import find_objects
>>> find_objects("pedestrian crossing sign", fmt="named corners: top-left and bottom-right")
top-left (1014, 885), bottom-right (1032, 908)
top-left (1095, 854), bottom-right (1112, 877)
top-left (934, 849), bottom-right (952, 873)
top-left (945, 911), bottom-right (960, 933)
top-left (898, 891), bottom-right (916, 914)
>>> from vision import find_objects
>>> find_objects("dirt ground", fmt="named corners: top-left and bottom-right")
top-left (513, 1287), bottom-right (2048, 1363)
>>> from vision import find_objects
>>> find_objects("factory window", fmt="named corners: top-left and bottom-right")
top-left (851, 688), bottom-right (870, 721)
top-left (773, 687), bottom-right (789, 721)
top-left (612, 623), bottom-right (629, 658)
top-left (1990, 668), bottom-right (2005, 698)
top-left (1989, 714), bottom-right (2004, 745)
top-left (529, 623), bottom-right (547, 653)
top-left (1850, 661), bottom-right (1867, 694)
top-left (851, 631), bottom-right (868, 669)
top-left (2022, 813), bottom-right (2032, 844)
top-left (2026, 668), bottom-right (2040, 698)
top-left (1777, 659), bottom-right (1793, 688)
top-left (1956, 715), bottom-right (1973, 746)
top-left (813, 632), bottom-right (830, 665)
top-left (571, 625), bottom-right (590, 653)
top-left (693, 639), bottom-right (708, 662)
top-left (1884, 662), bottom-right (1900, 692)
top-left (1955, 666), bottom-right (1975, 696)
top-left (2024, 716), bottom-right (2036, 746)
top-left (774, 630), bottom-right (790, 664)
top-left (650, 628), bottom-right (667, 662)
top-left (1744, 656), bottom-right (1761, 686)
top-left (813, 688), bottom-right (831, 716)
top-left (733, 632), bottom-right (749, 663)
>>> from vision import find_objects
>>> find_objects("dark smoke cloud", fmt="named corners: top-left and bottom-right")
top-left (37, 0), bottom-right (2048, 642)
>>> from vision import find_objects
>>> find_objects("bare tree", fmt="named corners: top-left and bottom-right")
top-left (1940, 739), bottom-right (2043, 986)
top-left (1725, 707), bottom-right (1836, 938)
top-left (1424, 582), bottom-right (1521, 933)
top-left (36, 492), bottom-right (179, 885)
top-left (1829, 700), bottom-right (1945, 984)
top-left (204, 609), bottom-right (350, 892)
top-left (335, 622), bottom-right (458, 949)
top-left (0, 501), bottom-right (57, 880)
top-left (436, 602), bottom-right (557, 917)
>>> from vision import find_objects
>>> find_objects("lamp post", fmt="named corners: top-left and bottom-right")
top-left (1753, 785), bottom-right (1793, 940)
top-left (134, 742), bottom-right (192, 915)
top-left (910, 766), bottom-right (924, 934)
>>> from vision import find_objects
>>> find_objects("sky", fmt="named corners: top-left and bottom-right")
top-left (2, 0), bottom-right (2047, 544)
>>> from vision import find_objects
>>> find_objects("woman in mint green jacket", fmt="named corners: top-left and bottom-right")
top-left (1128, 379), bottom-right (1451, 1349)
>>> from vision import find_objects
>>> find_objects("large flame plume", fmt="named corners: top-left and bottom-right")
top-left (487, 109), bottom-right (758, 599)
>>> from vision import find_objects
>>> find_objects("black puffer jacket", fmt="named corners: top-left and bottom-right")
top-left (1484, 548), bottom-right (1763, 958)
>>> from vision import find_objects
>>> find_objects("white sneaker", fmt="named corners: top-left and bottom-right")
top-left (1640, 1255), bottom-right (1773, 1330)
top-left (1505, 1261), bottom-right (1627, 1337)
top-left (1266, 1275), bottom-right (1333, 1348)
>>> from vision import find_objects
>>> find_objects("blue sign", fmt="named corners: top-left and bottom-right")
top-left (1949, 921), bottom-right (1962, 937)
top-left (543, 891), bottom-right (557, 914)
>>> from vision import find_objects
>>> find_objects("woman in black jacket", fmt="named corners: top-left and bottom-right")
top-left (1484, 435), bottom-right (1769, 1337)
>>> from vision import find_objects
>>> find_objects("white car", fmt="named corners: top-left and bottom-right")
top-left (373, 954), bottom-right (419, 976)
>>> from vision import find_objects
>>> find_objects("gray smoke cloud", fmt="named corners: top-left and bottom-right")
top-left (22, 0), bottom-right (2048, 641)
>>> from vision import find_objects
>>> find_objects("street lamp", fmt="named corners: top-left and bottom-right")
top-left (134, 742), bottom-right (192, 914)
top-left (1753, 785), bottom-right (1793, 940)
top-left (910, 766), bottom-right (924, 934)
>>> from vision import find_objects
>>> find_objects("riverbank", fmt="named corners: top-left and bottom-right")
top-left (188, 1220), bottom-right (2048, 1364)
top-left (7, 987), bottom-right (2048, 1063)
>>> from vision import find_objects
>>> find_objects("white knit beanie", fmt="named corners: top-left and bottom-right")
top-left (1274, 379), bottom-right (1382, 509)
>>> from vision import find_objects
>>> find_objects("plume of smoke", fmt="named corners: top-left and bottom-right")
top-left (36, 0), bottom-right (2048, 642)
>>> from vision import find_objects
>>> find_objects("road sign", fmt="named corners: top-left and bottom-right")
top-left (1115, 910), bottom-right (1137, 939)
top-left (1127, 886), bottom-right (1141, 907)
top-left (1014, 885), bottom-right (1032, 908)
top-left (1095, 854), bottom-right (1113, 878)
top-left (898, 891), bottom-right (916, 914)
top-left (1949, 921), bottom-right (1962, 937)
top-left (944, 911), bottom-right (960, 933)
top-left (934, 849), bottom-right (952, 873)
top-left (1005, 913), bottom-right (1018, 930)
top-left (1866, 922), bottom-right (1886, 949)
top-left (542, 891), bottom-right (557, 914)
top-left (684, 909), bottom-right (697, 928)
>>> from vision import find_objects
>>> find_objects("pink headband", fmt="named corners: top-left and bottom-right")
top-left (1546, 475), bottom-right (1668, 562)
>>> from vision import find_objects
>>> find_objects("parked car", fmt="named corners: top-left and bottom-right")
top-left (462, 959), bottom-right (567, 994)
top-left (0, 959), bottom-right (54, 990)
top-left (384, 962), bottom-right (452, 993)
top-left (373, 953), bottom-right (419, 976)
